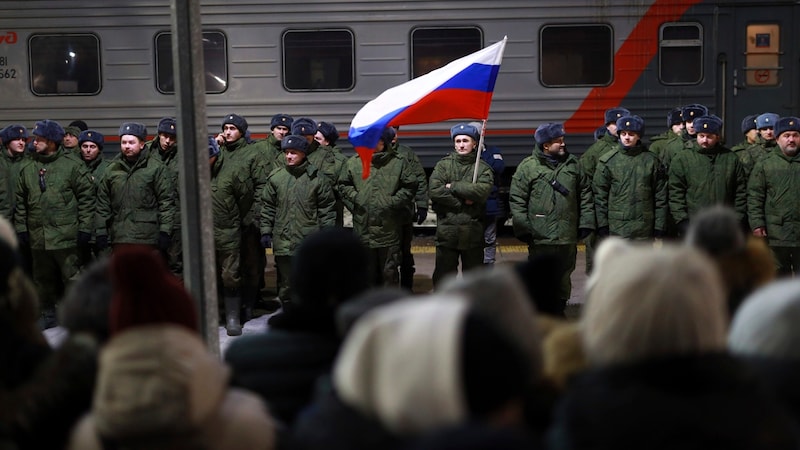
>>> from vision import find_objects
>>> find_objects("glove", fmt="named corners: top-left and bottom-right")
top-left (157, 232), bottom-right (172, 252)
top-left (597, 226), bottom-right (610, 238)
top-left (260, 234), bottom-right (273, 249)
top-left (415, 207), bottom-right (428, 225)
top-left (17, 231), bottom-right (29, 246)
top-left (653, 229), bottom-right (664, 239)
top-left (676, 220), bottom-right (689, 236)
top-left (578, 228), bottom-right (592, 240)
top-left (77, 231), bottom-right (92, 247)
top-left (95, 235), bottom-right (109, 251)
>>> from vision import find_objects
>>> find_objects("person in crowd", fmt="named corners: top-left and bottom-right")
top-left (730, 114), bottom-right (758, 176)
top-left (77, 130), bottom-right (109, 264)
top-left (470, 121), bottom-right (506, 266)
top-left (66, 245), bottom-right (276, 450)
top-left (579, 106), bottom-right (628, 274)
top-left (339, 126), bottom-right (417, 286)
top-left (61, 124), bottom-right (81, 157)
top-left (648, 107), bottom-right (684, 165)
top-left (748, 116), bottom-right (800, 277)
top-left (261, 134), bottom-right (336, 304)
top-left (1, 124), bottom-right (29, 221)
top-left (668, 115), bottom-right (747, 236)
top-left (148, 117), bottom-right (182, 276)
top-left (315, 121), bottom-right (349, 226)
top-left (252, 112), bottom-right (293, 172)
top-left (547, 243), bottom-right (797, 449)
top-left (680, 103), bottom-right (708, 142)
top-left (510, 123), bottom-right (593, 314)
top-left (429, 123), bottom-right (493, 288)
top-left (593, 115), bottom-right (666, 241)
top-left (95, 122), bottom-right (176, 257)
top-left (745, 112), bottom-right (779, 164)
top-left (14, 119), bottom-right (94, 329)
top-left (225, 228), bottom-right (371, 435)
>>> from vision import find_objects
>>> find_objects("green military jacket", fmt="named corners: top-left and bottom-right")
top-left (745, 137), bottom-right (778, 166)
top-left (747, 148), bottom-right (800, 246)
top-left (579, 133), bottom-right (617, 187)
top-left (340, 147), bottom-right (417, 249)
top-left (14, 148), bottom-right (95, 250)
top-left (84, 155), bottom-right (110, 186)
top-left (395, 143), bottom-right (429, 219)
top-left (729, 140), bottom-right (756, 177)
top-left (510, 147), bottom-right (594, 245)
top-left (0, 150), bottom-right (28, 221)
top-left (594, 144), bottom-right (667, 240)
top-left (668, 143), bottom-right (747, 225)
top-left (221, 137), bottom-right (268, 227)
top-left (211, 150), bottom-right (254, 252)
top-left (95, 149), bottom-right (176, 245)
top-left (248, 134), bottom-right (283, 174)
top-left (653, 132), bottom-right (686, 169)
top-left (429, 151), bottom-right (493, 250)
top-left (261, 159), bottom-right (336, 256)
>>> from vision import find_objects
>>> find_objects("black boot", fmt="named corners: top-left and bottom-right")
top-left (240, 286), bottom-right (258, 323)
top-left (224, 292), bottom-right (242, 336)
top-left (399, 267), bottom-right (415, 291)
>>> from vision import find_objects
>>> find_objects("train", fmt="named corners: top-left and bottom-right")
top-left (0, 0), bottom-right (796, 173)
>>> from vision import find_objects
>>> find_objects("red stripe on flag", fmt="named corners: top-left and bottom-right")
top-left (391, 88), bottom-right (494, 126)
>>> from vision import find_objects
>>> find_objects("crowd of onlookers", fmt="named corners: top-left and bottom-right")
top-left (2, 200), bottom-right (800, 449)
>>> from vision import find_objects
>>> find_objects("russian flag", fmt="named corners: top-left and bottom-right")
top-left (349, 37), bottom-right (507, 177)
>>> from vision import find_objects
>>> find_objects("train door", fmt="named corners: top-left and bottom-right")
top-left (721, 4), bottom-right (798, 131)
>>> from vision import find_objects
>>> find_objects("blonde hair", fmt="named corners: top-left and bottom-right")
top-left (581, 244), bottom-right (727, 366)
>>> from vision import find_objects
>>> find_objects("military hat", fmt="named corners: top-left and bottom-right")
top-left (741, 115), bottom-right (758, 134)
top-left (157, 117), bottom-right (177, 136)
top-left (291, 117), bottom-right (318, 136)
top-left (1, 124), bottom-right (28, 145)
top-left (616, 115), bottom-right (645, 136)
top-left (32, 119), bottom-right (65, 143)
top-left (64, 126), bottom-right (81, 138)
top-left (534, 122), bottom-right (566, 145)
top-left (693, 115), bottom-right (723, 135)
top-left (118, 122), bottom-right (147, 141)
top-left (667, 107), bottom-right (683, 127)
top-left (774, 116), bottom-right (800, 138)
top-left (78, 130), bottom-right (104, 150)
top-left (317, 121), bottom-right (339, 145)
top-left (593, 125), bottom-right (607, 142)
top-left (681, 104), bottom-right (708, 123)
top-left (604, 107), bottom-right (630, 125)
top-left (756, 112), bottom-right (779, 130)
top-left (221, 113), bottom-right (248, 133)
top-left (450, 123), bottom-right (480, 141)
top-left (282, 134), bottom-right (309, 153)
top-left (270, 113), bottom-right (294, 130)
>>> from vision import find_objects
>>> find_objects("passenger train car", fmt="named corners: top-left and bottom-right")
top-left (0, 0), bottom-right (796, 171)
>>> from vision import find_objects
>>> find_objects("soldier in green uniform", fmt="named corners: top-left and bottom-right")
top-left (668, 115), bottom-right (747, 236)
top-left (250, 113), bottom-right (293, 174)
top-left (62, 125), bottom-right (81, 157)
top-left (339, 127), bottom-right (417, 287)
top-left (748, 116), bottom-right (800, 276)
top-left (594, 115), bottom-right (667, 241)
top-left (745, 112), bottom-right (779, 165)
top-left (510, 122), bottom-right (594, 314)
top-left (314, 121), bottom-right (349, 226)
top-left (429, 123), bottom-right (493, 288)
top-left (95, 122), bottom-right (177, 256)
top-left (14, 119), bottom-right (95, 328)
top-left (649, 107), bottom-right (685, 165)
top-left (148, 117), bottom-right (183, 277)
top-left (680, 103), bottom-right (708, 143)
top-left (78, 130), bottom-right (110, 264)
top-left (1, 125), bottom-right (32, 274)
top-left (729, 114), bottom-right (758, 177)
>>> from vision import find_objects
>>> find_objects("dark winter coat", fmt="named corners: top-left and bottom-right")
top-left (480, 144), bottom-right (505, 217)
top-left (0, 150), bottom-right (28, 221)
top-left (747, 149), bottom-right (800, 246)
top-left (211, 150), bottom-right (253, 252)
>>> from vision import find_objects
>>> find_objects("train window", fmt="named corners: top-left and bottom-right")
top-left (659, 23), bottom-right (703, 85)
top-left (411, 27), bottom-right (482, 77)
top-left (155, 31), bottom-right (227, 94)
top-left (745, 24), bottom-right (780, 87)
top-left (282, 29), bottom-right (354, 91)
top-left (29, 34), bottom-right (100, 96)
top-left (540, 25), bottom-right (612, 87)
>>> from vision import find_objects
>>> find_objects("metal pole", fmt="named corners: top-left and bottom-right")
top-left (472, 119), bottom-right (487, 183)
top-left (170, 0), bottom-right (220, 353)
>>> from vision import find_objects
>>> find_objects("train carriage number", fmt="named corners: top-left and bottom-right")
top-left (0, 32), bottom-right (17, 44)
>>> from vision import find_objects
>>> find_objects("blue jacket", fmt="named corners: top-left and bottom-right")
top-left (480, 145), bottom-right (505, 217)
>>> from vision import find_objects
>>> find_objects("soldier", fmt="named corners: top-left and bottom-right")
top-left (680, 103), bottom-right (708, 142)
top-left (649, 107), bottom-right (685, 167)
top-left (429, 123), bottom-right (493, 288)
top-left (510, 123), bottom-right (594, 314)
top-left (148, 117), bottom-right (182, 277)
top-left (339, 127), bottom-right (416, 286)
top-left (668, 115), bottom-right (747, 236)
top-left (746, 112), bottom-right (779, 164)
top-left (315, 121), bottom-right (349, 227)
top-left (0, 124), bottom-right (29, 220)
top-left (62, 124), bottom-right (81, 156)
top-left (95, 122), bottom-right (177, 256)
top-left (748, 116), bottom-right (800, 277)
top-left (251, 113), bottom-right (293, 172)
top-left (730, 114), bottom-right (758, 176)
top-left (594, 115), bottom-right (667, 241)
top-left (78, 130), bottom-right (110, 263)
top-left (261, 135), bottom-right (336, 305)
top-left (14, 119), bottom-right (94, 328)
top-left (291, 117), bottom-right (340, 186)
top-left (579, 106), bottom-right (629, 273)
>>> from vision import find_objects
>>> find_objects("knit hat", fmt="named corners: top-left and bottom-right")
top-left (534, 122), bottom-right (566, 145)
top-left (157, 117), bottom-right (177, 136)
top-left (604, 107), bottom-right (630, 125)
top-left (108, 245), bottom-right (198, 336)
top-left (729, 279), bottom-right (800, 360)
top-left (615, 115), bottom-right (645, 136)
top-left (667, 107), bottom-right (683, 127)
top-left (118, 122), bottom-right (147, 141)
top-left (281, 135), bottom-right (309, 153)
top-left (774, 116), bottom-right (800, 138)
top-left (450, 123), bottom-right (479, 141)
top-left (78, 130), bottom-right (104, 150)
top-left (68, 120), bottom-right (88, 132)
top-left (208, 136), bottom-right (220, 159)
top-left (32, 119), bottom-right (65, 143)
top-left (221, 113), bottom-right (248, 133)
top-left (0, 124), bottom-right (28, 145)
top-left (756, 112), bottom-right (779, 130)
top-left (317, 121), bottom-right (339, 145)
top-left (64, 126), bottom-right (82, 139)
top-left (693, 115), bottom-right (723, 135)
top-left (270, 113), bottom-right (293, 130)
top-left (741, 114), bottom-right (758, 134)
top-left (291, 117), bottom-right (318, 136)
top-left (681, 104), bottom-right (708, 123)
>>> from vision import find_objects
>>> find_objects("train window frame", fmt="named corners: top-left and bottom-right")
top-left (28, 33), bottom-right (101, 96)
top-left (410, 27), bottom-right (483, 78)
top-left (658, 22), bottom-right (704, 86)
top-left (539, 24), bottom-right (613, 88)
top-left (154, 30), bottom-right (228, 94)
top-left (282, 28), bottom-right (355, 92)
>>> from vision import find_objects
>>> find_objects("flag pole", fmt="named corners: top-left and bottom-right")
top-left (472, 119), bottom-right (487, 183)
